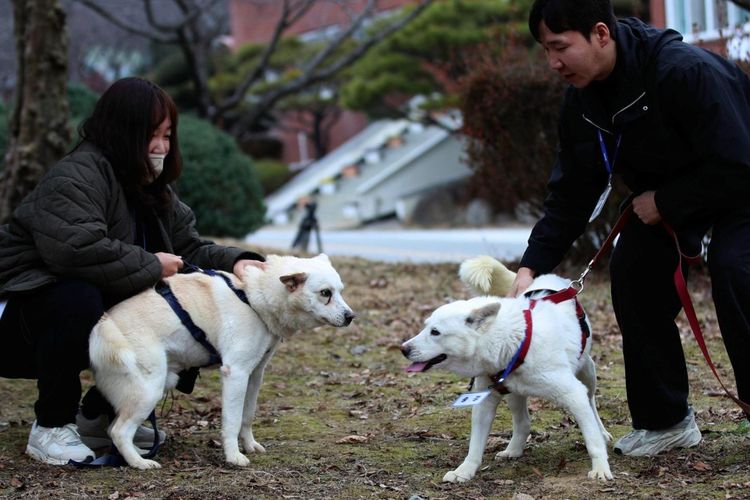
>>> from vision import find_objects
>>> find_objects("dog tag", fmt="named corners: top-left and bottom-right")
top-left (589, 178), bottom-right (613, 222)
top-left (452, 390), bottom-right (492, 408)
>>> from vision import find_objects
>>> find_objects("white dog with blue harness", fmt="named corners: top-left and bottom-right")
top-left (89, 253), bottom-right (354, 469)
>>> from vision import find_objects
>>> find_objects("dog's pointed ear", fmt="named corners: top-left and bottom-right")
top-left (280, 272), bottom-right (308, 292)
top-left (315, 253), bottom-right (331, 263)
top-left (466, 302), bottom-right (501, 329)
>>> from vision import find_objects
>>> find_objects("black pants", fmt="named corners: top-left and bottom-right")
top-left (610, 207), bottom-right (750, 430)
top-left (0, 280), bottom-right (115, 427)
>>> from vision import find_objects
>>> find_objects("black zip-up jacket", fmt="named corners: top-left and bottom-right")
top-left (520, 17), bottom-right (750, 274)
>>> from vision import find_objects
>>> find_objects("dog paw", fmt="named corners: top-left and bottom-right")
top-left (495, 449), bottom-right (523, 460)
top-left (132, 458), bottom-right (161, 470)
top-left (242, 439), bottom-right (266, 454)
top-left (588, 465), bottom-right (613, 480)
top-left (602, 430), bottom-right (613, 443)
top-left (226, 453), bottom-right (251, 467)
top-left (442, 469), bottom-right (473, 483)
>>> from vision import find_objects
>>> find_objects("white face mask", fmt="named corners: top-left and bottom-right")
top-left (148, 154), bottom-right (166, 180)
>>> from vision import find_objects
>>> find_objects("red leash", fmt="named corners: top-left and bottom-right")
top-left (576, 205), bottom-right (750, 414)
top-left (661, 222), bottom-right (750, 414)
top-left (570, 204), bottom-right (634, 293)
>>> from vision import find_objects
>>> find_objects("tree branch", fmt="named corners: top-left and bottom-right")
top-left (74, 0), bottom-right (179, 43)
top-left (215, 0), bottom-right (317, 115)
top-left (230, 0), bottom-right (434, 135)
top-left (146, 0), bottom-right (199, 32)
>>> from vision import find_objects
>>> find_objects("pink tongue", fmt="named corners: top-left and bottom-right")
top-left (405, 362), bottom-right (428, 373)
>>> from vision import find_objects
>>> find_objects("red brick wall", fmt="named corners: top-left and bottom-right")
top-left (274, 109), bottom-right (369, 165)
top-left (229, 0), bottom-right (414, 46)
top-left (650, 0), bottom-right (666, 28)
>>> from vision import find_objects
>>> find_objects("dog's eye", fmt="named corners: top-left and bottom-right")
top-left (430, 328), bottom-right (440, 336)
top-left (320, 289), bottom-right (331, 298)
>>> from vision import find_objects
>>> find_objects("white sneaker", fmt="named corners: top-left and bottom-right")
top-left (26, 421), bottom-right (96, 465)
top-left (614, 407), bottom-right (702, 456)
top-left (75, 411), bottom-right (166, 449)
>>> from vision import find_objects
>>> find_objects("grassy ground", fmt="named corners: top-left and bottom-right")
top-left (1, 246), bottom-right (749, 499)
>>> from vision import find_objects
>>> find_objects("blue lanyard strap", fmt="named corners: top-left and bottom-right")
top-left (596, 130), bottom-right (622, 174)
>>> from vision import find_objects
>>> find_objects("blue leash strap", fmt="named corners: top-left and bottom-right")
top-left (69, 411), bottom-right (161, 468)
top-left (155, 280), bottom-right (222, 366)
top-left (202, 269), bottom-right (250, 305)
top-left (181, 261), bottom-right (250, 306)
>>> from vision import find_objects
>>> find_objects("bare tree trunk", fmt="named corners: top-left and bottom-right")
top-left (0, 0), bottom-right (70, 223)
top-left (310, 107), bottom-right (340, 159)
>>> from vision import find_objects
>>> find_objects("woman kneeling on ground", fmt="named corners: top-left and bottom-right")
top-left (0, 77), bottom-right (265, 465)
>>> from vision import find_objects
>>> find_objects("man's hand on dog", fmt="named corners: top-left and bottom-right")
top-left (509, 267), bottom-right (535, 297)
top-left (156, 252), bottom-right (184, 277)
top-left (632, 190), bottom-right (662, 225)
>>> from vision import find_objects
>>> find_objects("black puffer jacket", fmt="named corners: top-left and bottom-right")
top-left (0, 142), bottom-right (264, 300)
top-left (520, 17), bottom-right (750, 274)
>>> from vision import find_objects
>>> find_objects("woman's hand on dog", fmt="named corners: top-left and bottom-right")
top-left (156, 252), bottom-right (184, 277)
top-left (234, 259), bottom-right (267, 279)
top-left (508, 267), bottom-right (535, 297)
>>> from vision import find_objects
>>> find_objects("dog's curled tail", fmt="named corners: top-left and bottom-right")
top-left (459, 255), bottom-right (517, 297)
top-left (88, 314), bottom-right (138, 374)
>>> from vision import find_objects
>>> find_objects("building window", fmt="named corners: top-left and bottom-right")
top-left (665, 0), bottom-right (750, 42)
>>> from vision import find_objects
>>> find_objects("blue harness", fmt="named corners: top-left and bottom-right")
top-left (155, 263), bottom-right (252, 367)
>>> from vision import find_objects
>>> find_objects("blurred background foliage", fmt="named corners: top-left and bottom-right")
top-left (177, 114), bottom-right (266, 238)
top-left (0, 87), bottom-right (266, 238)
top-left (0, 0), bottom-right (660, 250)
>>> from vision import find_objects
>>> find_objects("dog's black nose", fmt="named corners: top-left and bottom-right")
top-left (343, 310), bottom-right (355, 326)
top-left (400, 344), bottom-right (411, 358)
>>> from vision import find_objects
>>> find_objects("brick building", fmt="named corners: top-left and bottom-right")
top-left (650, 0), bottom-right (750, 56)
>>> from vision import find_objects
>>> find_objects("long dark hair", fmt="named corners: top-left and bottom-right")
top-left (79, 77), bottom-right (182, 211)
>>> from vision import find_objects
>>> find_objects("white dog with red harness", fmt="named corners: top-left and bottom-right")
top-left (401, 256), bottom-right (612, 482)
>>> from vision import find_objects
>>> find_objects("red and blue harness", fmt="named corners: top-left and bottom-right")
top-left (487, 286), bottom-right (590, 395)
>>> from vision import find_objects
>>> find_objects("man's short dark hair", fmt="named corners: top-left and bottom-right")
top-left (529, 0), bottom-right (616, 42)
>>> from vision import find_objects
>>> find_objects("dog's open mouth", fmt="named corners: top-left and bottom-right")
top-left (405, 354), bottom-right (447, 373)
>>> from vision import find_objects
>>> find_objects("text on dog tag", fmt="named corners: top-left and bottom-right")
top-left (452, 390), bottom-right (492, 408)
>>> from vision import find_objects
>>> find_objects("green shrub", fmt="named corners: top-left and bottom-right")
top-left (67, 83), bottom-right (100, 147)
top-left (254, 158), bottom-right (295, 195)
top-left (461, 43), bottom-right (563, 215)
top-left (68, 83), bottom-right (99, 122)
top-left (459, 40), bottom-right (625, 264)
top-left (177, 115), bottom-right (266, 238)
